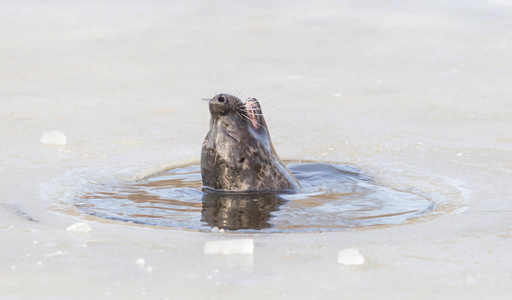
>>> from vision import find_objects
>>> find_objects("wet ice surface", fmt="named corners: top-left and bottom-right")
top-left (73, 163), bottom-right (434, 232)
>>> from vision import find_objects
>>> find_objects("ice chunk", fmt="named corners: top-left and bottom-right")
top-left (204, 239), bottom-right (254, 254)
top-left (66, 222), bottom-right (92, 233)
top-left (41, 131), bottom-right (66, 145)
top-left (43, 250), bottom-right (67, 257)
top-left (135, 258), bottom-right (146, 265)
top-left (337, 248), bottom-right (365, 265)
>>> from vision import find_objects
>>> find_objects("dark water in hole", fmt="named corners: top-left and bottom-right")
top-left (75, 163), bottom-right (435, 233)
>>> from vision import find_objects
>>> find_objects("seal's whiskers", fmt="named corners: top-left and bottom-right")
top-left (237, 111), bottom-right (267, 130)
top-left (247, 112), bottom-right (297, 126)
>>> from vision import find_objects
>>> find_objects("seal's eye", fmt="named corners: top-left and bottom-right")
top-left (238, 158), bottom-right (246, 164)
top-left (218, 96), bottom-right (226, 103)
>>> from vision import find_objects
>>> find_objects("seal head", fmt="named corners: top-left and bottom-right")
top-left (201, 94), bottom-right (300, 192)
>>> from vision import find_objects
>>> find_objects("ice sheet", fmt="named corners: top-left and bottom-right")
top-left (1, 0), bottom-right (512, 298)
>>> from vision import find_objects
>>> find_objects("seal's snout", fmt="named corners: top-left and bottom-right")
top-left (216, 95), bottom-right (226, 103)
top-left (210, 94), bottom-right (227, 104)
top-left (209, 94), bottom-right (231, 116)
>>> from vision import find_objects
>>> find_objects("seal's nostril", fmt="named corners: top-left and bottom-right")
top-left (218, 96), bottom-right (226, 103)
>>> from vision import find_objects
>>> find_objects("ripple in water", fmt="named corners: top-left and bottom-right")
top-left (74, 163), bottom-right (435, 233)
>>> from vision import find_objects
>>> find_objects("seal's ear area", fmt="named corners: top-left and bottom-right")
top-left (209, 94), bottom-right (235, 116)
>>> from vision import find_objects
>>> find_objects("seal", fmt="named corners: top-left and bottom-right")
top-left (201, 94), bottom-right (300, 192)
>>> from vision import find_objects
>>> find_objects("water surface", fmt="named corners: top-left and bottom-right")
top-left (74, 162), bottom-right (435, 233)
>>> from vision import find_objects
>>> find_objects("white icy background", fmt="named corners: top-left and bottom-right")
top-left (1, 0), bottom-right (512, 298)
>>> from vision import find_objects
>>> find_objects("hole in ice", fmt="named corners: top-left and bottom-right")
top-left (73, 162), bottom-right (435, 233)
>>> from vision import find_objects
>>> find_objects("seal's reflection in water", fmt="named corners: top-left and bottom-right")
top-left (201, 192), bottom-right (286, 230)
